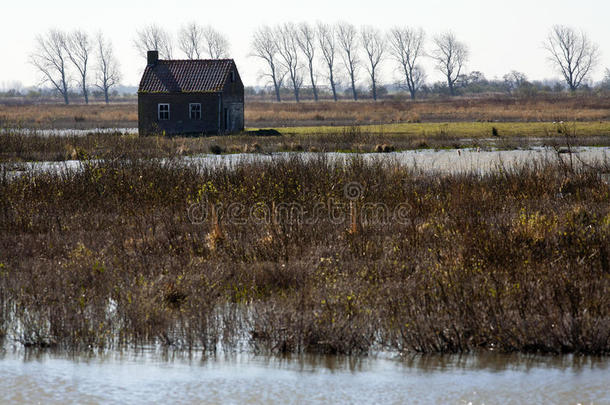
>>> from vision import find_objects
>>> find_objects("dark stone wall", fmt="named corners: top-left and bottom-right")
top-left (138, 93), bottom-right (221, 136)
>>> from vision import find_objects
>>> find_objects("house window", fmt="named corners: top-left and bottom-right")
top-left (189, 103), bottom-right (202, 120)
top-left (158, 103), bottom-right (170, 120)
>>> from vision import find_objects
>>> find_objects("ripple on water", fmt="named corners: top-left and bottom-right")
top-left (0, 351), bottom-right (608, 404)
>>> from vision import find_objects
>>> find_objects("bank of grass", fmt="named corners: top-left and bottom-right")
top-left (1, 121), bottom-right (610, 163)
top-left (0, 155), bottom-right (608, 355)
top-left (3, 96), bottom-right (610, 128)
top-left (0, 103), bottom-right (136, 129)
top-left (275, 121), bottom-right (610, 138)
top-left (246, 97), bottom-right (610, 126)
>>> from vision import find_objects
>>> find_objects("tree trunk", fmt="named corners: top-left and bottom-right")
top-left (309, 63), bottom-right (318, 101)
top-left (350, 73), bottom-right (358, 101)
top-left (293, 83), bottom-right (300, 103)
top-left (371, 73), bottom-right (377, 101)
top-left (63, 84), bottom-right (69, 105)
top-left (83, 85), bottom-right (89, 104)
top-left (328, 67), bottom-right (337, 102)
top-left (272, 75), bottom-right (281, 102)
top-left (448, 77), bottom-right (455, 96)
top-left (62, 72), bottom-right (69, 105)
top-left (104, 89), bottom-right (109, 104)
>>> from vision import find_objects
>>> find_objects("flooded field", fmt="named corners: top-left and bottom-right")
top-left (5, 146), bottom-right (610, 177)
top-left (0, 350), bottom-right (608, 404)
top-left (1, 144), bottom-right (608, 403)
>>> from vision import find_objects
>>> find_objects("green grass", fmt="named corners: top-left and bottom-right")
top-left (260, 121), bottom-right (610, 138)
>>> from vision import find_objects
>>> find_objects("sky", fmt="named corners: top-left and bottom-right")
top-left (1, 0), bottom-right (609, 91)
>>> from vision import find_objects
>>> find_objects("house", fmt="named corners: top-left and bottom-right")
top-left (138, 50), bottom-right (244, 135)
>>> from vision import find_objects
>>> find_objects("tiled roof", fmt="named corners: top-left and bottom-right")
top-left (138, 59), bottom-right (235, 93)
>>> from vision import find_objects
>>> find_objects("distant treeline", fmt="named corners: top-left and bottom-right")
top-left (249, 23), bottom-right (608, 102)
top-left (20, 22), bottom-right (610, 104)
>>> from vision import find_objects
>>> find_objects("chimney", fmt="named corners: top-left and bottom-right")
top-left (147, 50), bottom-right (159, 66)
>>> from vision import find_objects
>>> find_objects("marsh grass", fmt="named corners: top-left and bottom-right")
top-left (1, 121), bottom-right (610, 163)
top-left (0, 155), bottom-right (609, 355)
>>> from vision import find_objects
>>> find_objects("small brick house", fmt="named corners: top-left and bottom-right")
top-left (138, 51), bottom-right (244, 135)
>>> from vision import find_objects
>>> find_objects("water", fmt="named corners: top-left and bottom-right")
top-left (0, 350), bottom-right (608, 404)
top-left (4, 147), bottom-right (610, 178)
top-left (0, 128), bottom-right (138, 136)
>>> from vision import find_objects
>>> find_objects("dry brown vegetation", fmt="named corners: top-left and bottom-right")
top-left (0, 103), bottom-right (137, 129)
top-left (0, 155), bottom-right (608, 354)
top-left (2, 122), bottom-right (610, 164)
top-left (247, 96), bottom-right (610, 127)
top-left (1, 95), bottom-right (610, 129)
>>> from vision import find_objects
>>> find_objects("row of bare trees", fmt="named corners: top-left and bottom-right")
top-left (252, 22), bottom-right (601, 102)
top-left (132, 23), bottom-right (230, 60)
top-left (30, 23), bottom-right (230, 105)
top-left (250, 22), bottom-right (471, 102)
top-left (30, 30), bottom-right (121, 104)
top-left (30, 22), bottom-right (601, 104)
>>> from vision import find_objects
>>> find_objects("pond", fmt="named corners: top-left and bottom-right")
top-left (0, 350), bottom-right (607, 404)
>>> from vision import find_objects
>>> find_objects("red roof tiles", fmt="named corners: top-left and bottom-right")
top-left (138, 59), bottom-right (235, 93)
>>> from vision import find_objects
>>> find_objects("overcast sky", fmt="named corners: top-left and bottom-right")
top-left (1, 0), bottom-right (608, 91)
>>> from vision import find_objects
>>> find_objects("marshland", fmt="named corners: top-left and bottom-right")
top-left (1, 95), bottom-right (610, 356)
top-left (1, 150), bottom-right (609, 355)
top-left (3, 6), bottom-right (610, 400)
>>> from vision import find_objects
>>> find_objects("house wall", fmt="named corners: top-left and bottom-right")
top-left (138, 93), bottom-right (221, 136)
top-left (220, 64), bottom-right (245, 133)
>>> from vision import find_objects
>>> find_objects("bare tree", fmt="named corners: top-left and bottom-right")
top-left (178, 22), bottom-right (203, 59)
top-left (30, 29), bottom-right (70, 104)
top-left (202, 26), bottom-right (230, 58)
top-left (317, 22), bottom-right (338, 101)
top-left (544, 25), bottom-right (599, 92)
top-left (178, 23), bottom-right (230, 59)
top-left (296, 22), bottom-right (318, 101)
top-left (251, 25), bottom-right (283, 102)
top-left (277, 23), bottom-right (303, 102)
top-left (361, 26), bottom-right (385, 101)
top-left (388, 27), bottom-right (426, 100)
top-left (430, 32), bottom-right (468, 96)
top-left (336, 22), bottom-right (360, 101)
top-left (95, 33), bottom-right (121, 104)
top-left (134, 24), bottom-right (173, 59)
top-left (502, 70), bottom-right (527, 95)
top-left (66, 30), bottom-right (92, 104)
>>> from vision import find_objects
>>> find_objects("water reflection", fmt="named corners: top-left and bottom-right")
top-left (1, 348), bottom-right (608, 404)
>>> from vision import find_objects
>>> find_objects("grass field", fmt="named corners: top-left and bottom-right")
top-left (274, 121), bottom-right (610, 138)
top-left (246, 97), bottom-right (610, 126)
top-left (2, 95), bottom-right (610, 129)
